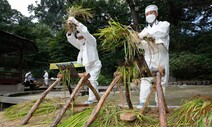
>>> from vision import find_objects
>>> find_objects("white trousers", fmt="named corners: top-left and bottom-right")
top-left (85, 60), bottom-right (102, 101)
top-left (139, 77), bottom-right (166, 104)
top-left (44, 78), bottom-right (48, 86)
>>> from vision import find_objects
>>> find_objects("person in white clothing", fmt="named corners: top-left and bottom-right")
top-left (136, 5), bottom-right (170, 109)
top-left (43, 70), bottom-right (49, 86)
top-left (24, 71), bottom-right (32, 83)
top-left (66, 17), bottom-right (102, 104)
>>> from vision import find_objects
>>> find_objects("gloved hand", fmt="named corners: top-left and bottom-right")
top-left (138, 29), bottom-right (148, 39)
top-left (67, 22), bottom-right (75, 33)
top-left (68, 17), bottom-right (79, 25)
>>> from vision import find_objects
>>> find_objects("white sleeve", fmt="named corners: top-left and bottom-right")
top-left (151, 21), bottom-right (170, 39)
top-left (66, 32), bottom-right (80, 50)
top-left (77, 23), bottom-right (96, 46)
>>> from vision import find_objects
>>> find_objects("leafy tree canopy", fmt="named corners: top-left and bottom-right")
top-left (2, 0), bottom-right (211, 80)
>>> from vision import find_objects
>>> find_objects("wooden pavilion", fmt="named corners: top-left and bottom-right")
top-left (0, 30), bottom-right (38, 87)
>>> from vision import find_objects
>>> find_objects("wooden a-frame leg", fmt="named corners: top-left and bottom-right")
top-left (85, 80), bottom-right (100, 101)
top-left (155, 72), bottom-right (168, 127)
top-left (117, 83), bottom-right (125, 109)
top-left (125, 83), bottom-right (133, 109)
top-left (139, 85), bottom-right (155, 114)
top-left (21, 78), bottom-right (62, 125)
top-left (50, 73), bottom-right (89, 127)
top-left (84, 75), bottom-right (122, 127)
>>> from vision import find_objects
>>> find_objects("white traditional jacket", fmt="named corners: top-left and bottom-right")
top-left (138, 20), bottom-right (170, 86)
top-left (66, 23), bottom-right (100, 66)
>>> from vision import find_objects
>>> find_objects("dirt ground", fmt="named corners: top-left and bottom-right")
top-left (0, 85), bottom-right (211, 127)
top-left (78, 85), bottom-right (212, 106)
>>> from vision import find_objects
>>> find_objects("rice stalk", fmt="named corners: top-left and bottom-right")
top-left (64, 5), bottom-right (93, 32)
top-left (67, 5), bottom-right (93, 20)
top-left (4, 98), bottom-right (62, 120)
top-left (95, 19), bottom-right (141, 61)
top-left (57, 64), bottom-right (72, 94)
top-left (122, 109), bottom-right (158, 127)
top-left (168, 95), bottom-right (212, 127)
top-left (92, 101), bottom-right (125, 127)
top-left (58, 107), bottom-right (94, 127)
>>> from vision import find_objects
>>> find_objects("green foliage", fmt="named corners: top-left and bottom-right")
top-left (28, 0), bottom-right (68, 31)
top-left (1, 0), bottom-right (211, 81)
top-left (48, 29), bottom-right (78, 62)
top-left (170, 52), bottom-right (212, 80)
top-left (0, 0), bottom-right (22, 31)
top-left (23, 23), bottom-right (54, 72)
top-left (98, 74), bottom-right (113, 86)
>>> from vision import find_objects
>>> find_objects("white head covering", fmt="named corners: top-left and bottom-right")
top-left (145, 5), bottom-right (158, 14)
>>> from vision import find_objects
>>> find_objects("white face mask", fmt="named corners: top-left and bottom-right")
top-left (146, 14), bottom-right (156, 24)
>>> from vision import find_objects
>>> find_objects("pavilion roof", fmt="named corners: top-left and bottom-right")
top-left (0, 30), bottom-right (38, 55)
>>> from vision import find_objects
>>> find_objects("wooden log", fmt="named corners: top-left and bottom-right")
top-left (155, 72), bottom-right (167, 127)
top-left (66, 83), bottom-right (73, 95)
top-left (139, 85), bottom-right (155, 114)
top-left (85, 80), bottom-right (100, 101)
top-left (20, 78), bottom-right (62, 125)
top-left (117, 83), bottom-right (125, 109)
top-left (73, 103), bottom-right (89, 107)
top-left (50, 73), bottom-right (89, 127)
top-left (125, 83), bottom-right (133, 109)
top-left (84, 75), bottom-right (122, 127)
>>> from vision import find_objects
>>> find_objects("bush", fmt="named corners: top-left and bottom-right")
top-left (170, 52), bottom-right (212, 80)
top-left (98, 74), bottom-right (113, 86)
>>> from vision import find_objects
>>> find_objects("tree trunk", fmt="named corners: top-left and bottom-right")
top-left (21, 78), bottom-right (62, 125)
top-left (84, 75), bottom-right (122, 127)
top-left (126, 0), bottom-right (140, 31)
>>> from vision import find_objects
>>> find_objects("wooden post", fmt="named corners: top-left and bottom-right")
top-left (85, 80), bottom-right (100, 101)
top-left (84, 75), bottom-right (122, 127)
top-left (21, 78), bottom-right (61, 125)
top-left (117, 83), bottom-right (125, 109)
top-left (155, 72), bottom-right (167, 127)
top-left (125, 83), bottom-right (133, 109)
top-left (50, 73), bottom-right (89, 127)
top-left (139, 85), bottom-right (155, 114)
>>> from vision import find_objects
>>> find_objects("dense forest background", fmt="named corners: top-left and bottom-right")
top-left (0, 0), bottom-right (211, 84)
